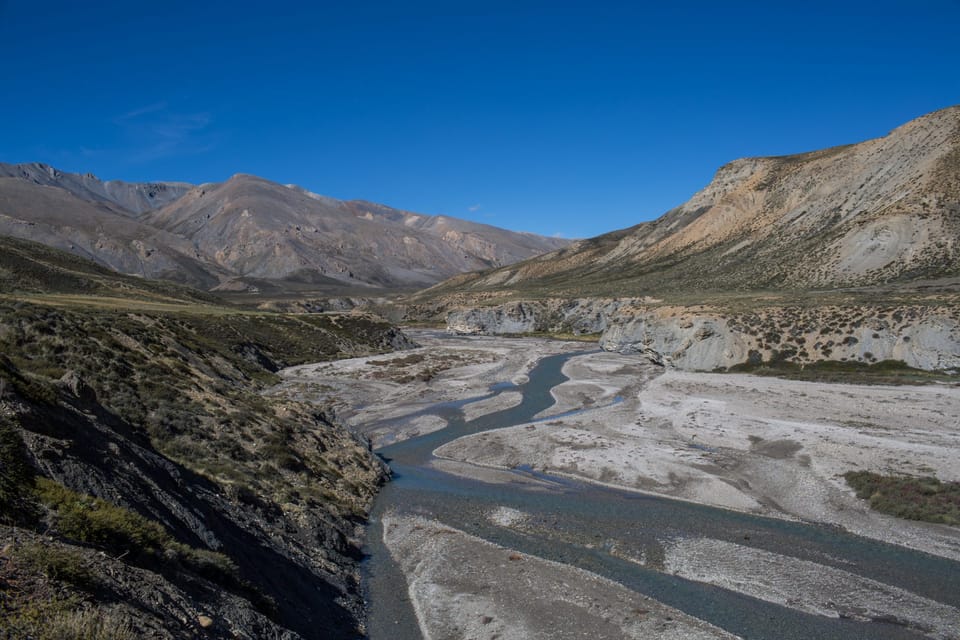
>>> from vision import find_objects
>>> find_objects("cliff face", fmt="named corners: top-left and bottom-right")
top-left (599, 305), bottom-right (960, 372)
top-left (445, 298), bottom-right (960, 372)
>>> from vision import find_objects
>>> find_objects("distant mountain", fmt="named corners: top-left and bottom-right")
top-left (0, 234), bottom-right (221, 303)
top-left (0, 162), bottom-right (192, 215)
top-left (145, 174), bottom-right (569, 290)
top-left (0, 175), bottom-right (228, 289)
top-left (423, 105), bottom-right (960, 298)
top-left (0, 164), bottom-right (569, 292)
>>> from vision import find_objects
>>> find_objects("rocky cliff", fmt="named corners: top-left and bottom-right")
top-left (445, 298), bottom-right (960, 372)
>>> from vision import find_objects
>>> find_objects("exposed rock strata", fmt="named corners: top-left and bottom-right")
top-left (445, 298), bottom-right (960, 372)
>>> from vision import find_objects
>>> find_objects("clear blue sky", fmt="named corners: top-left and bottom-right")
top-left (2, 1), bottom-right (958, 239)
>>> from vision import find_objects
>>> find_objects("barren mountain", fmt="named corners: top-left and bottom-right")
top-left (0, 177), bottom-right (226, 289)
top-left (424, 105), bottom-right (960, 298)
top-left (0, 165), bottom-right (568, 292)
top-left (145, 174), bottom-right (568, 290)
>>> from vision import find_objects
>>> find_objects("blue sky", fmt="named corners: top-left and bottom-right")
top-left (2, 1), bottom-right (958, 239)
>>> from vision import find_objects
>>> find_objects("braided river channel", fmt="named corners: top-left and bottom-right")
top-left (355, 343), bottom-right (960, 640)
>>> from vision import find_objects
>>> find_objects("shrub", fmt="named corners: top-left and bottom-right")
top-left (36, 478), bottom-right (169, 555)
top-left (32, 478), bottom-right (271, 613)
top-left (844, 471), bottom-right (960, 525)
top-left (13, 542), bottom-right (98, 591)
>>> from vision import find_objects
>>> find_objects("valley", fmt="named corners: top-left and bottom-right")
top-left (273, 331), bottom-right (960, 639)
top-left (2, 104), bottom-right (960, 639)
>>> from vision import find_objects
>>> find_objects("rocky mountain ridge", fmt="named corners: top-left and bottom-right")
top-left (0, 163), bottom-right (569, 293)
top-left (424, 106), bottom-right (960, 372)
top-left (0, 162), bottom-right (192, 215)
top-left (423, 105), bottom-right (960, 298)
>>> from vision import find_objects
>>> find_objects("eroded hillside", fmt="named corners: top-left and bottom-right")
top-left (0, 241), bottom-right (414, 639)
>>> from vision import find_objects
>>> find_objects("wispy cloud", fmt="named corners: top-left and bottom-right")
top-left (112, 102), bottom-right (217, 163)
top-left (468, 203), bottom-right (482, 212)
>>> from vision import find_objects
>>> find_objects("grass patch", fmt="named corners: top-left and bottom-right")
top-left (12, 542), bottom-right (100, 591)
top-left (844, 471), bottom-right (960, 525)
top-left (32, 478), bottom-right (277, 613)
top-left (729, 358), bottom-right (957, 385)
top-left (37, 478), bottom-right (171, 556)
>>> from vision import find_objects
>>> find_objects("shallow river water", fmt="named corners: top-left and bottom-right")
top-left (362, 350), bottom-right (960, 639)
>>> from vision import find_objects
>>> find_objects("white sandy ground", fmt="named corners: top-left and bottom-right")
top-left (435, 350), bottom-right (960, 561)
top-left (272, 331), bottom-right (585, 447)
top-left (381, 513), bottom-right (740, 640)
top-left (662, 538), bottom-right (960, 640)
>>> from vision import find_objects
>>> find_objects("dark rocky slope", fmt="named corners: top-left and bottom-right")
top-left (0, 241), bottom-right (414, 638)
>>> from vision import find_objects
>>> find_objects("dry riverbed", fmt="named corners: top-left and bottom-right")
top-left (381, 513), bottom-right (738, 640)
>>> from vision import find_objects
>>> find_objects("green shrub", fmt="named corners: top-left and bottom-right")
top-left (36, 478), bottom-right (169, 554)
top-left (13, 542), bottom-right (98, 591)
top-left (844, 471), bottom-right (960, 525)
top-left (32, 478), bottom-right (271, 612)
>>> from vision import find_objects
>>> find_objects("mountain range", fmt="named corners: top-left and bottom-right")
top-left (0, 162), bottom-right (569, 293)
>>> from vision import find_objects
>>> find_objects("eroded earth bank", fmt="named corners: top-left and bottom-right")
top-left (274, 330), bottom-right (960, 640)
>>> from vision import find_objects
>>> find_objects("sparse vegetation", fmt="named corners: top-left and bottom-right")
top-left (844, 471), bottom-right (960, 525)
top-left (0, 539), bottom-right (136, 640)
top-left (730, 358), bottom-right (955, 385)
top-left (0, 299), bottom-right (397, 513)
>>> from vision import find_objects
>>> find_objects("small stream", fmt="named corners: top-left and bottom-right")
top-left (362, 350), bottom-right (960, 639)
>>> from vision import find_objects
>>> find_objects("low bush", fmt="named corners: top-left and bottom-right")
top-left (36, 478), bottom-right (169, 556)
top-left (844, 471), bottom-right (960, 525)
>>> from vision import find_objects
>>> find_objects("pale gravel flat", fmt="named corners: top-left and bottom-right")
top-left (462, 390), bottom-right (522, 421)
top-left (381, 513), bottom-right (740, 640)
top-left (663, 538), bottom-right (960, 640)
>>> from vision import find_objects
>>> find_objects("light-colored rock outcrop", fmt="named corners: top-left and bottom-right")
top-left (446, 299), bottom-right (960, 372)
top-left (600, 305), bottom-right (960, 371)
